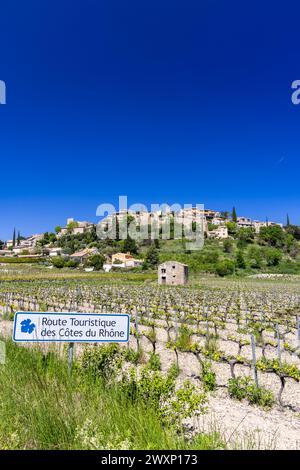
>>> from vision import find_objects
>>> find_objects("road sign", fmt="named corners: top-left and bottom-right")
top-left (13, 312), bottom-right (130, 343)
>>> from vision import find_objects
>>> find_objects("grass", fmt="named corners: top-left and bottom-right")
top-left (0, 340), bottom-right (224, 450)
top-left (0, 257), bottom-right (44, 264)
top-left (0, 265), bottom-right (156, 282)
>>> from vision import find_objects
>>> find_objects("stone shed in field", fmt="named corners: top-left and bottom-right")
top-left (158, 261), bottom-right (189, 285)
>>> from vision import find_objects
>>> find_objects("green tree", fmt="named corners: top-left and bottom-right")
top-left (17, 231), bottom-right (21, 246)
top-left (232, 207), bottom-right (237, 223)
top-left (86, 254), bottom-right (105, 270)
top-left (285, 234), bottom-right (295, 253)
top-left (65, 259), bottom-right (79, 268)
top-left (51, 256), bottom-right (65, 268)
top-left (223, 239), bottom-right (233, 253)
top-left (12, 228), bottom-right (16, 247)
top-left (215, 259), bottom-right (235, 277)
top-left (226, 221), bottom-right (237, 236)
top-left (38, 232), bottom-right (57, 246)
top-left (143, 246), bottom-right (159, 269)
top-left (55, 226), bottom-right (62, 234)
top-left (237, 227), bottom-right (255, 248)
top-left (48, 233), bottom-right (57, 244)
top-left (259, 225), bottom-right (285, 248)
top-left (285, 224), bottom-right (300, 240)
top-left (204, 251), bottom-right (219, 264)
top-left (264, 247), bottom-right (282, 266)
top-left (121, 237), bottom-right (138, 255)
top-left (286, 214), bottom-right (290, 227)
top-left (289, 242), bottom-right (299, 259)
top-left (236, 250), bottom-right (246, 269)
top-left (247, 246), bottom-right (262, 269)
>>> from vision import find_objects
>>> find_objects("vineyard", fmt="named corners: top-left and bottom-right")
top-left (1, 275), bottom-right (300, 449)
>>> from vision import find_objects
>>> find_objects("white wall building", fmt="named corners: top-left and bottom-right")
top-left (207, 226), bottom-right (228, 239)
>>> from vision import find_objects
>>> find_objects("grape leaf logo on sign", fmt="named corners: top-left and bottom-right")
top-left (20, 319), bottom-right (36, 334)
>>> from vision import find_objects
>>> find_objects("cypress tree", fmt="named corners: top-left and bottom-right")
top-left (286, 214), bottom-right (290, 226)
top-left (145, 245), bottom-right (159, 268)
top-left (232, 207), bottom-right (237, 223)
top-left (12, 228), bottom-right (16, 247)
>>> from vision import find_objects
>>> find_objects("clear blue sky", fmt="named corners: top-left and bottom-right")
top-left (0, 0), bottom-right (299, 241)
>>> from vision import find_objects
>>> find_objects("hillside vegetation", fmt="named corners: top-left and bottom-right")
top-left (31, 221), bottom-right (300, 276)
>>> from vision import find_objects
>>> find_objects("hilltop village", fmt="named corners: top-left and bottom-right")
top-left (0, 208), bottom-right (298, 276)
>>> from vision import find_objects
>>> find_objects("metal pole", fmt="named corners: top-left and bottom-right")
top-left (206, 307), bottom-right (209, 339)
top-left (276, 323), bottom-right (281, 366)
top-left (251, 335), bottom-right (259, 387)
top-left (135, 309), bottom-right (139, 333)
top-left (135, 309), bottom-right (139, 349)
top-left (68, 342), bottom-right (74, 372)
top-left (175, 310), bottom-right (178, 340)
top-left (297, 315), bottom-right (300, 349)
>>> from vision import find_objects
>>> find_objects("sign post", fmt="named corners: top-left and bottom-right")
top-left (250, 334), bottom-right (259, 387)
top-left (13, 312), bottom-right (131, 369)
top-left (276, 323), bottom-right (281, 366)
top-left (68, 342), bottom-right (74, 372)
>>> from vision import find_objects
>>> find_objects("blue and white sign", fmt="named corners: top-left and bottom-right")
top-left (13, 312), bottom-right (130, 343)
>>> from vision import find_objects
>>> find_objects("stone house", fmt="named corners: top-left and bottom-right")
top-left (103, 252), bottom-right (143, 272)
top-left (69, 247), bottom-right (98, 264)
top-left (158, 261), bottom-right (188, 285)
top-left (57, 218), bottom-right (94, 237)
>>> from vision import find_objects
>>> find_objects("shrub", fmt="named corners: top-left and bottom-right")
top-left (122, 347), bottom-right (144, 365)
top-left (51, 257), bottom-right (65, 268)
top-left (121, 366), bottom-right (177, 408)
top-left (160, 380), bottom-right (207, 429)
top-left (201, 362), bottom-right (217, 392)
top-left (80, 344), bottom-right (123, 382)
top-left (223, 239), bottom-right (233, 253)
top-left (143, 246), bottom-right (159, 269)
top-left (264, 247), bottom-right (282, 266)
top-left (175, 325), bottom-right (193, 351)
top-left (120, 366), bottom-right (207, 429)
top-left (246, 382), bottom-right (274, 408)
top-left (228, 377), bottom-right (274, 408)
top-left (236, 250), bottom-right (246, 269)
top-left (215, 260), bottom-right (235, 277)
top-left (148, 352), bottom-right (161, 371)
top-left (259, 225), bottom-right (285, 248)
top-left (86, 254), bottom-right (105, 271)
top-left (2, 310), bottom-right (14, 321)
top-left (228, 377), bottom-right (247, 401)
top-left (65, 259), bottom-right (79, 268)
